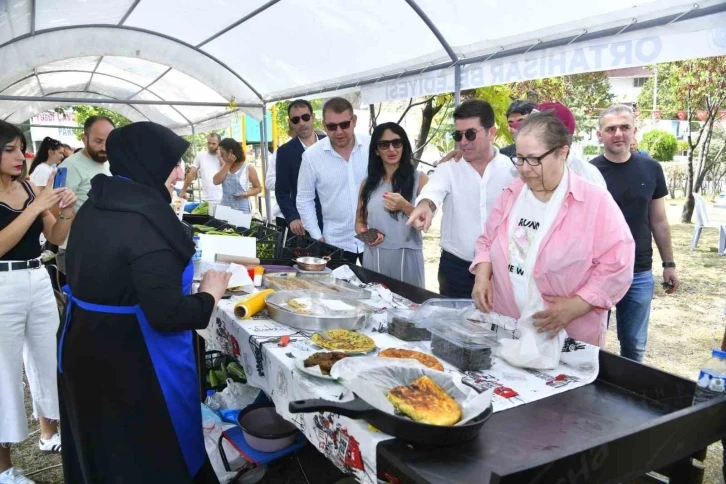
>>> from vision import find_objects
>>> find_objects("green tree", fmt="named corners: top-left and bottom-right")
top-left (54, 105), bottom-right (131, 140)
top-left (640, 130), bottom-right (678, 161)
top-left (507, 72), bottom-right (614, 140)
top-left (638, 57), bottom-right (726, 222)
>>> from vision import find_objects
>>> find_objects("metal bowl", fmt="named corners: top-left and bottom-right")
top-left (264, 290), bottom-right (370, 331)
top-left (294, 256), bottom-right (330, 271)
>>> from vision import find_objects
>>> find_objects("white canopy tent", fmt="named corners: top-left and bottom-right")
top-left (1, 0), bottom-right (724, 219)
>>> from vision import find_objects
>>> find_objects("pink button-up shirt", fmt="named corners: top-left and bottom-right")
top-left (470, 172), bottom-right (635, 347)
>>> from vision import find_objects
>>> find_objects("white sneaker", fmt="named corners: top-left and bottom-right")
top-left (0, 468), bottom-right (36, 484)
top-left (38, 433), bottom-right (61, 453)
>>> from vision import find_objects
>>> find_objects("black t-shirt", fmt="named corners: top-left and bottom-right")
top-left (591, 153), bottom-right (668, 272)
top-left (500, 144), bottom-right (516, 158)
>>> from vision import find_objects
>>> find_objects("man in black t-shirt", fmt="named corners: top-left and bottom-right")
top-left (591, 105), bottom-right (679, 363)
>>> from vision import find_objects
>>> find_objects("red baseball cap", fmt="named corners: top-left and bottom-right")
top-left (535, 102), bottom-right (576, 135)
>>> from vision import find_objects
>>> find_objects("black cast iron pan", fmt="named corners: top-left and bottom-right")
top-left (289, 397), bottom-right (493, 446)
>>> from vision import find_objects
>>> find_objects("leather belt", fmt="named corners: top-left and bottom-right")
top-left (0, 259), bottom-right (42, 272)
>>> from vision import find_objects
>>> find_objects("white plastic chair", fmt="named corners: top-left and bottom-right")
top-left (690, 193), bottom-right (718, 250)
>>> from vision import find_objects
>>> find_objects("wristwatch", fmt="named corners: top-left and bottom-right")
top-left (662, 262), bottom-right (676, 268)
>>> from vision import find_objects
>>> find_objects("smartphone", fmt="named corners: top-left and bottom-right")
top-left (355, 228), bottom-right (384, 245)
top-left (53, 167), bottom-right (68, 189)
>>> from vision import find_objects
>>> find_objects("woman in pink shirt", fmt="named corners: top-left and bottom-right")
top-left (470, 112), bottom-right (634, 347)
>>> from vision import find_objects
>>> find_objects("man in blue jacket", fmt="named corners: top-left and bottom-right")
top-left (275, 99), bottom-right (324, 235)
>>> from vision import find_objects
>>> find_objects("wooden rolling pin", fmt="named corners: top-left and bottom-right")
top-left (214, 253), bottom-right (260, 265)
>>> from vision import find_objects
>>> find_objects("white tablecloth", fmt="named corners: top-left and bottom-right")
top-left (204, 290), bottom-right (600, 484)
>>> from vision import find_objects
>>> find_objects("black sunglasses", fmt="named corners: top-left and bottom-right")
top-left (290, 114), bottom-right (311, 124)
top-left (324, 119), bottom-right (353, 132)
top-left (376, 139), bottom-right (403, 150)
top-left (510, 146), bottom-right (561, 167)
top-left (452, 127), bottom-right (486, 142)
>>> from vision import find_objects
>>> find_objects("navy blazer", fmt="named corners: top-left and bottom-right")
top-left (275, 134), bottom-right (325, 229)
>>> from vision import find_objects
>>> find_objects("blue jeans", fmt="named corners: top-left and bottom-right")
top-left (615, 270), bottom-right (654, 362)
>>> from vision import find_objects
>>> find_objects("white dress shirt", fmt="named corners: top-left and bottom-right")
top-left (265, 151), bottom-right (282, 218)
top-left (297, 135), bottom-right (370, 253)
top-left (567, 157), bottom-right (607, 188)
top-left (416, 149), bottom-right (518, 262)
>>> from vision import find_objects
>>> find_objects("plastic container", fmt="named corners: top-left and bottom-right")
top-left (192, 236), bottom-right (203, 280)
top-left (693, 349), bottom-right (726, 405)
top-left (237, 403), bottom-right (298, 452)
top-left (428, 319), bottom-right (499, 371)
top-left (387, 309), bottom-right (432, 341)
top-left (387, 299), bottom-right (477, 342)
top-left (205, 389), bottom-right (222, 412)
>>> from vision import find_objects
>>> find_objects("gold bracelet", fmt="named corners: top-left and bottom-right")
top-left (59, 212), bottom-right (75, 220)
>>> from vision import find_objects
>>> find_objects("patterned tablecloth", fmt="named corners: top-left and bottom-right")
top-left (204, 288), bottom-right (600, 484)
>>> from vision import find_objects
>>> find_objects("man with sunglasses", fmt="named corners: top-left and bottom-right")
top-left (297, 97), bottom-right (369, 263)
top-left (275, 99), bottom-right (325, 236)
top-left (408, 100), bottom-right (518, 297)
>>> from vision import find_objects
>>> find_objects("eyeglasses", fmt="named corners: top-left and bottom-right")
top-left (324, 119), bottom-right (353, 132)
top-left (510, 146), bottom-right (561, 167)
top-left (452, 127), bottom-right (486, 142)
top-left (290, 114), bottom-right (311, 124)
top-left (376, 139), bottom-right (403, 151)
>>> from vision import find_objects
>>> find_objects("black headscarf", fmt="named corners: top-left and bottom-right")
top-left (106, 122), bottom-right (189, 203)
top-left (88, 122), bottom-right (194, 261)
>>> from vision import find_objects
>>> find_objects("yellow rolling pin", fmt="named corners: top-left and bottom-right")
top-left (233, 289), bottom-right (275, 319)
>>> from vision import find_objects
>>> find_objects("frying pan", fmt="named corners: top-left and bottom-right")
top-left (289, 397), bottom-right (493, 446)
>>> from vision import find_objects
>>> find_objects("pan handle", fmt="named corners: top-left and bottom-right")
top-left (289, 398), bottom-right (377, 419)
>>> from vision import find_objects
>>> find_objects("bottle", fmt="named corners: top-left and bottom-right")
top-left (205, 389), bottom-right (221, 412)
top-left (192, 236), bottom-right (203, 280)
top-left (693, 349), bottom-right (726, 405)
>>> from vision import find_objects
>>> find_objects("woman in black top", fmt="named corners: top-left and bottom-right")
top-left (59, 122), bottom-right (230, 484)
top-left (0, 121), bottom-right (77, 483)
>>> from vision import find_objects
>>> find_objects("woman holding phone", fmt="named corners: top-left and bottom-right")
top-left (0, 121), bottom-right (77, 483)
top-left (356, 123), bottom-right (428, 287)
top-left (212, 138), bottom-right (261, 214)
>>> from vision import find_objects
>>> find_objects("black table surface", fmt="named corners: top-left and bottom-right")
top-left (258, 261), bottom-right (726, 484)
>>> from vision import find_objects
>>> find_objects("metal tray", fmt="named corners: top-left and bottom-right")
top-left (262, 273), bottom-right (371, 299)
top-left (265, 290), bottom-right (370, 331)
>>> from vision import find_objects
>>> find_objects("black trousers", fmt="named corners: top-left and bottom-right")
top-left (437, 250), bottom-right (475, 298)
top-left (343, 251), bottom-right (363, 265)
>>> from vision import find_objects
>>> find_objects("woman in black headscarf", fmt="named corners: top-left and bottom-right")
top-left (59, 122), bottom-right (230, 484)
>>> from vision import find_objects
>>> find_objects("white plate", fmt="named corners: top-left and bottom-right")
top-left (294, 357), bottom-right (339, 381)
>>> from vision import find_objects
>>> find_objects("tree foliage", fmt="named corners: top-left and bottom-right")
top-left (636, 57), bottom-right (726, 222)
top-left (507, 72), bottom-right (614, 139)
top-left (54, 105), bottom-right (132, 140)
top-left (272, 99), bottom-right (324, 146)
top-left (180, 129), bottom-right (227, 164)
top-left (640, 130), bottom-right (678, 161)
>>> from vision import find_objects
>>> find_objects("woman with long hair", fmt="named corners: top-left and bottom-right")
top-left (355, 122), bottom-right (428, 286)
top-left (28, 137), bottom-right (64, 187)
top-left (212, 138), bottom-right (261, 214)
top-left (0, 121), bottom-right (77, 484)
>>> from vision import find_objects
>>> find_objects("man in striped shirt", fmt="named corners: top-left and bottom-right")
top-left (296, 97), bottom-right (370, 264)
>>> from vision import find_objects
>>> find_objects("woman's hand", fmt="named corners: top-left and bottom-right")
top-left (533, 295), bottom-right (593, 339)
top-left (382, 192), bottom-right (408, 212)
top-left (472, 272), bottom-right (494, 312)
top-left (233, 192), bottom-right (247, 200)
top-left (199, 270), bottom-right (232, 304)
top-left (366, 229), bottom-right (385, 247)
top-left (58, 189), bottom-right (77, 214)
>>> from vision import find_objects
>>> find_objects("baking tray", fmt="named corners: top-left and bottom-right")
top-left (262, 273), bottom-right (371, 299)
top-left (265, 290), bottom-right (370, 331)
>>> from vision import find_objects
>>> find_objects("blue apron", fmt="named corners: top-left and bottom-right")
top-left (58, 261), bottom-right (205, 477)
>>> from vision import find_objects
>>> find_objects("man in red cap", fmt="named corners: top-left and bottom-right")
top-left (438, 101), bottom-right (606, 188)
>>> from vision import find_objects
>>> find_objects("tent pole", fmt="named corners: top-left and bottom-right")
top-left (190, 124), bottom-right (200, 202)
top-left (261, 106), bottom-right (272, 223)
top-left (454, 64), bottom-right (462, 107)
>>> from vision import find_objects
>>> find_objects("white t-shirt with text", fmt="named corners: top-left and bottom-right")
top-left (509, 190), bottom-right (548, 311)
top-left (192, 152), bottom-right (222, 202)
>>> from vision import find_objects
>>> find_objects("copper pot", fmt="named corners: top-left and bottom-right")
top-left (294, 256), bottom-right (331, 271)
